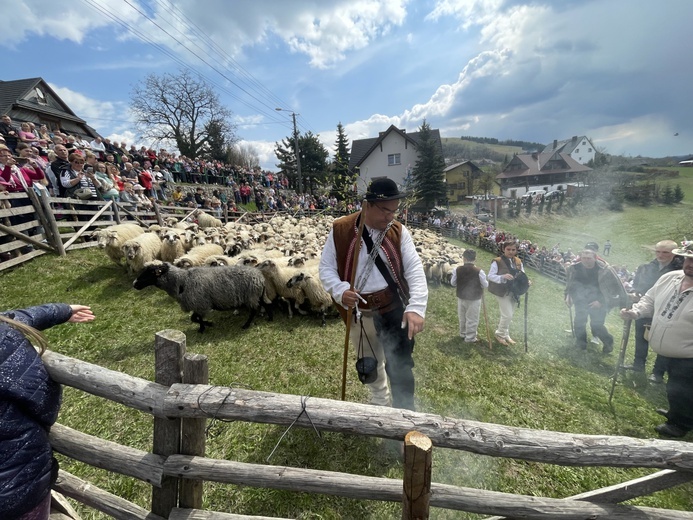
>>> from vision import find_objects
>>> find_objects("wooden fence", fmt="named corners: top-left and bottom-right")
top-left (0, 187), bottom-right (256, 272)
top-left (43, 330), bottom-right (693, 520)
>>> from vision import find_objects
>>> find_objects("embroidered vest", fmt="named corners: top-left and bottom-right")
top-left (332, 212), bottom-right (410, 321)
top-left (488, 256), bottom-right (522, 297)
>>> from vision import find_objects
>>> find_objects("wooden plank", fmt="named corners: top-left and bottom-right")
top-left (41, 350), bottom-right (169, 416)
top-left (180, 354), bottom-right (208, 510)
top-left (50, 423), bottom-right (165, 487)
top-left (162, 384), bottom-right (693, 473)
top-left (402, 431), bottom-right (432, 519)
top-left (54, 470), bottom-right (166, 520)
top-left (151, 330), bottom-right (185, 518)
top-left (163, 455), bottom-right (693, 519)
top-left (170, 508), bottom-right (292, 520)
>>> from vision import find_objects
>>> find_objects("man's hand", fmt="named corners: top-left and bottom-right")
top-left (341, 289), bottom-right (362, 308)
top-left (502, 273), bottom-right (514, 281)
top-left (588, 301), bottom-right (602, 309)
top-left (403, 312), bottom-right (424, 340)
top-left (564, 295), bottom-right (572, 307)
top-left (620, 308), bottom-right (638, 320)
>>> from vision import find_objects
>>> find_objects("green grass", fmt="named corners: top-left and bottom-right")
top-left (1, 221), bottom-right (692, 518)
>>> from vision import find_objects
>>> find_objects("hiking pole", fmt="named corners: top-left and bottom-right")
top-left (481, 291), bottom-right (492, 350)
top-left (608, 316), bottom-right (632, 405)
top-left (341, 203), bottom-right (367, 400)
top-left (523, 291), bottom-right (529, 353)
top-left (568, 304), bottom-right (575, 337)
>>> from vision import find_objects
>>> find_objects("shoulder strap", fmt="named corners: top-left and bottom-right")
top-left (361, 227), bottom-right (398, 289)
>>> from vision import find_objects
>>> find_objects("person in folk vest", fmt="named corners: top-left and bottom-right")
top-left (319, 178), bottom-right (428, 410)
top-left (487, 241), bottom-right (529, 346)
top-left (451, 249), bottom-right (488, 343)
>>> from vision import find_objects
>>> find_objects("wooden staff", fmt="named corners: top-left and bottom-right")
top-left (481, 292), bottom-right (492, 350)
top-left (341, 203), bottom-right (367, 400)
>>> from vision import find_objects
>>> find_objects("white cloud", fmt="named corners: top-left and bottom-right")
top-left (47, 83), bottom-right (127, 126)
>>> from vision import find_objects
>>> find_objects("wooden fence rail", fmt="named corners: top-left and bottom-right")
top-left (41, 337), bottom-right (693, 520)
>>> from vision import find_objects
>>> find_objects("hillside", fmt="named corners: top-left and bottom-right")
top-left (441, 137), bottom-right (524, 164)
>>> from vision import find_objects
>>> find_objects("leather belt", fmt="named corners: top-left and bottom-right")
top-left (359, 287), bottom-right (401, 314)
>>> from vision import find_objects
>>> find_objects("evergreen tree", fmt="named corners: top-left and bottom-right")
top-left (410, 120), bottom-right (446, 210)
top-left (674, 184), bottom-right (685, 203)
top-left (662, 185), bottom-right (675, 205)
top-left (331, 122), bottom-right (353, 200)
top-left (275, 131), bottom-right (329, 192)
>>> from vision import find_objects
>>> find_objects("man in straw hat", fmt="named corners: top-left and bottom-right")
top-left (620, 241), bottom-right (693, 438)
top-left (319, 177), bottom-right (428, 410)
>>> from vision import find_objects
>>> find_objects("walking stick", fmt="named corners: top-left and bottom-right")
top-left (481, 292), bottom-right (492, 350)
top-left (608, 316), bottom-right (632, 405)
top-left (523, 291), bottom-right (529, 353)
top-left (568, 304), bottom-right (575, 337)
top-left (341, 204), bottom-right (367, 400)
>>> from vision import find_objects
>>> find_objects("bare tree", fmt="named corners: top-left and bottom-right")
top-left (130, 69), bottom-right (236, 159)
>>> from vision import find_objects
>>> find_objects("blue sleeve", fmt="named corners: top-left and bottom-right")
top-left (5, 303), bottom-right (73, 331)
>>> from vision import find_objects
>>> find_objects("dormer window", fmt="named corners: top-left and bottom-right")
top-left (35, 87), bottom-right (47, 105)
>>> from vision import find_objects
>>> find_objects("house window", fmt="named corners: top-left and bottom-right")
top-left (588, 148), bottom-right (592, 152)
top-left (575, 148), bottom-right (579, 153)
top-left (388, 153), bottom-right (401, 166)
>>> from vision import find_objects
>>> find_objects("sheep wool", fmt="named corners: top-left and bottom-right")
top-left (94, 223), bottom-right (145, 265)
top-left (121, 231), bottom-right (162, 275)
top-left (133, 262), bottom-right (272, 332)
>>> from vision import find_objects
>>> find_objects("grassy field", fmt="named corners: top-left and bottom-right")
top-left (2, 202), bottom-right (692, 519)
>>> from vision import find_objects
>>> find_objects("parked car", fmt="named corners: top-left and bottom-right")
top-left (521, 189), bottom-right (546, 200)
top-left (544, 190), bottom-right (562, 200)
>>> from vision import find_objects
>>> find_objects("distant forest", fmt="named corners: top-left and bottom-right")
top-left (460, 135), bottom-right (546, 150)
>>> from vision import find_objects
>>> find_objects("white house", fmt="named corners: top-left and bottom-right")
top-left (348, 124), bottom-right (443, 190)
top-left (542, 135), bottom-right (596, 165)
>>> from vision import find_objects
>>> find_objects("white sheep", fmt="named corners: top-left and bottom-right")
top-left (160, 228), bottom-right (186, 263)
top-left (122, 233), bottom-right (163, 275)
top-left (256, 259), bottom-right (306, 318)
top-left (286, 271), bottom-right (333, 326)
top-left (194, 209), bottom-right (223, 229)
top-left (174, 243), bottom-right (224, 268)
top-left (93, 223), bottom-right (145, 265)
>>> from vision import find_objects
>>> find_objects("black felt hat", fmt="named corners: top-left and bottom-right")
top-left (364, 178), bottom-right (406, 202)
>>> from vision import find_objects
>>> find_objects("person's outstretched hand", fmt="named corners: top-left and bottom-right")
top-left (68, 305), bottom-right (95, 323)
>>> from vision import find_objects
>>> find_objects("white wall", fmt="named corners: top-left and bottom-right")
top-left (570, 138), bottom-right (595, 165)
top-left (358, 132), bottom-right (420, 189)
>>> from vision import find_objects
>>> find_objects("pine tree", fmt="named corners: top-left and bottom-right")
top-left (331, 122), bottom-right (353, 200)
top-left (410, 120), bottom-right (446, 210)
top-left (662, 185), bottom-right (675, 205)
top-left (674, 184), bottom-right (685, 203)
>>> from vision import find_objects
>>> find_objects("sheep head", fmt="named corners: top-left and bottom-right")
top-left (133, 261), bottom-right (169, 290)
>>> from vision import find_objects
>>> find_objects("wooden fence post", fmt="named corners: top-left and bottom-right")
top-left (179, 353), bottom-right (208, 510)
top-left (152, 329), bottom-right (186, 518)
top-left (402, 431), bottom-right (432, 520)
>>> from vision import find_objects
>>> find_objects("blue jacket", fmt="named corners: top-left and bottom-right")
top-left (0, 304), bottom-right (72, 519)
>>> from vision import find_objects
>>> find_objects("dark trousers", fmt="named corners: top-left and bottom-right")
top-left (574, 304), bottom-right (613, 347)
top-left (664, 356), bottom-right (693, 430)
top-left (633, 319), bottom-right (668, 375)
top-left (373, 305), bottom-right (415, 410)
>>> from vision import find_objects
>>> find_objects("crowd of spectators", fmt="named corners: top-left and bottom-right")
top-left (408, 210), bottom-right (634, 288)
top-left (0, 116), bottom-right (362, 216)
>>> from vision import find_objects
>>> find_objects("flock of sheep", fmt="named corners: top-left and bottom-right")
top-left (93, 209), bottom-right (467, 332)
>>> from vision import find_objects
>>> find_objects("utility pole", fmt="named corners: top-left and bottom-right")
top-left (276, 108), bottom-right (302, 193)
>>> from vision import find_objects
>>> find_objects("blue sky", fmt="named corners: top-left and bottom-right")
top-left (1, 0), bottom-right (691, 170)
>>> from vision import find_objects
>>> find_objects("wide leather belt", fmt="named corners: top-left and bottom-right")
top-left (359, 287), bottom-right (401, 314)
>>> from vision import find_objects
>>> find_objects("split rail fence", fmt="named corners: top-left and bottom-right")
top-left (43, 330), bottom-right (693, 520)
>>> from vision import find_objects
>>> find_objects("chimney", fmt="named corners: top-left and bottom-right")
top-left (531, 152), bottom-right (538, 160)
top-left (572, 135), bottom-right (577, 143)
top-left (553, 139), bottom-right (557, 149)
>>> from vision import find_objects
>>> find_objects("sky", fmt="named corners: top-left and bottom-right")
top-left (1, 0), bottom-right (691, 171)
